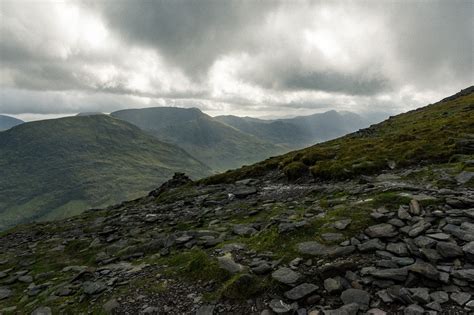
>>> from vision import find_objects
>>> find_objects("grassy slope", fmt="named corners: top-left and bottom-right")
top-left (111, 107), bottom-right (287, 171)
top-left (204, 87), bottom-right (474, 184)
top-left (0, 115), bottom-right (211, 230)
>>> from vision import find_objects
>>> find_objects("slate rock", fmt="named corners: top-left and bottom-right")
top-left (284, 283), bottom-right (318, 300)
top-left (365, 224), bottom-right (398, 238)
top-left (196, 305), bottom-right (215, 315)
top-left (269, 299), bottom-right (297, 314)
top-left (334, 219), bottom-right (352, 230)
top-left (217, 254), bottom-right (244, 274)
top-left (408, 260), bottom-right (439, 280)
top-left (462, 241), bottom-right (474, 261)
top-left (450, 292), bottom-right (471, 306)
top-left (324, 277), bottom-right (343, 293)
top-left (409, 287), bottom-right (430, 304)
top-left (429, 291), bottom-right (449, 304)
top-left (451, 269), bottom-right (474, 282)
top-left (340, 289), bottom-right (371, 310)
top-left (233, 224), bottom-right (257, 236)
top-left (103, 298), bottom-right (120, 314)
top-left (83, 281), bottom-right (107, 295)
top-left (0, 287), bottom-right (12, 300)
top-left (371, 268), bottom-right (408, 281)
top-left (436, 241), bottom-right (463, 258)
top-left (271, 267), bottom-right (302, 285)
top-left (357, 239), bottom-right (385, 252)
top-left (321, 233), bottom-right (344, 242)
top-left (386, 243), bottom-right (408, 256)
top-left (404, 304), bottom-right (424, 315)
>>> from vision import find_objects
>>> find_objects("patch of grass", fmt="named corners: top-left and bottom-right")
top-left (283, 161), bottom-right (309, 180)
top-left (371, 192), bottom-right (412, 210)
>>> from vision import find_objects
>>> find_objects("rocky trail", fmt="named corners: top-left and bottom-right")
top-left (0, 162), bottom-right (473, 314)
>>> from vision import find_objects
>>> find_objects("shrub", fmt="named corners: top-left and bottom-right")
top-left (283, 161), bottom-right (308, 180)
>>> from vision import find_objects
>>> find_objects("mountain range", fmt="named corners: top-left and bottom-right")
top-left (0, 115), bottom-right (210, 230)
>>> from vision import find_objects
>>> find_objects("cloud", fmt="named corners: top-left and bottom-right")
top-left (0, 0), bottom-right (472, 119)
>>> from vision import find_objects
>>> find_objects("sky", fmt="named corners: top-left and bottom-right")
top-left (0, 0), bottom-right (473, 121)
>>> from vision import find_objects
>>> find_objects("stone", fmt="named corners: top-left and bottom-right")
top-left (365, 223), bottom-right (398, 238)
top-left (462, 241), bottom-right (474, 261)
top-left (0, 287), bottom-right (12, 300)
top-left (82, 281), bottom-right (106, 295)
top-left (196, 305), bottom-right (215, 315)
top-left (450, 292), bottom-right (471, 306)
top-left (296, 241), bottom-right (354, 258)
top-left (31, 307), bottom-right (52, 315)
top-left (323, 303), bottom-right (359, 315)
top-left (334, 219), bottom-right (352, 230)
top-left (324, 277), bottom-right (343, 293)
top-left (408, 260), bottom-right (439, 280)
top-left (232, 224), bottom-right (257, 236)
top-left (436, 241), bottom-right (463, 258)
top-left (340, 289), bottom-right (370, 310)
top-left (467, 300), bottom-right (474, 310)
top-left (321, 233), bottom-right (344, 242)
top-left (409, 199), bottom-right (421, 215)
top-left (103, 298), bottom-right (120, 314)
top-left (452, 269), bottom-right (474, 282)
top-left (234, 186), bottom-right (257, 198)
top-left (425, 301), bottom-right (442, 312)
top-left (251, 261), bottom-right (272, 275)
top-left (456, 171), bottom-right (474, 184)
top-left (398, 207), bottom-right (411, 220)
top-left (367, 309), bottom-right (387, 315)
top-left (404, 304), bottom-right (424, 315)
top-left (429, 291), bottom-right (449, 304)
top-left (408, 220), bottom-right (431, 237)
top-left (371, 268), bottom-right (408, 281)
top-left (217, 254), bottom-right (244, 274)
top-left (284, 283), bottom-right (319, 300)
top-left (409, 287), bottom-right (430, 304)
top-left (386, 243), bottom-right (408, 256)
top-left (426, 233), bottom-right (450, 241)
top-left (269, 299), bottom-right (297, 314)
top-left (272, 267), bottom-right (302, 286)
top-left (357, 238), bottom-right (385, 252)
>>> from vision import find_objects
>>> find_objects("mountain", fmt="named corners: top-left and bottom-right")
top-left (76, 112), bottom-right (105, 116)
top-left (0, 115), bottom-right (23, 131)
top-left (0, 88), bottom-right (473, 314)
top-left (0, 115), bottom-right (211, 230)
top-left (215, 110), bottom-right (373, 149)
top-left (111, 107), bottom-right (286, 171)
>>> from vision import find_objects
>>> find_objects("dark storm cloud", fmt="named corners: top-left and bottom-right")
top-left (0, 0), bottom-right (472, 117)
top-left (89, 0), bottom-right (273, 75)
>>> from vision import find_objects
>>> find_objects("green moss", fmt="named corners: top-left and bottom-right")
top-left (371, 192), bottom-right (412, 210)
top-left (220, 273), bottom-right (264, 299)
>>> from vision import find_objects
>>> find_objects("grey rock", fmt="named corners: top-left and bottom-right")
top-left (269, 299), bottom-right (297, 314)
top-left (284, 283), bottom-right (318, 300)
top-left (334, 219), bottom-right (352, 230)
top-left (462, 241), bottom-right (474, 261)
top-left (296, 241), bottom-right (354, 258)
top-left (409, 199), bottom-right (421, 215)
top-left (271, 267), bottom-right (302, 285)
top-left (451, 269), bottom-right (474, 282)
top-left (386, 243), bottom-right (408, 256)
top-left (467, 300), bottom-right (474, 310)
top-left (83, 281), bottom-right (106, 295)
top-left (408, 220), bottom-right (431, 237)
top-left (426, 233), bottom-right (450, 241)
top-left (324, 277), bottom-right (343, 293)
top-left (358, 239), bottom-right (385, 252)
top-left (367, 309), bottom-right (387, 315)
top-left (0, 287), bottom-right (12, 300)
top-left (408, 260), bottom-right (439, 280)
top-left (413, 236), bottom-right (436, 248)
top-left (425, 301), bottom-right (442, 312)
top-left (429, 291), bottom-right (449, 304)
top-left (456, 171), bottom-right (474, 184)
top-left (251, 261), bottom-right (272, 275)
top-left (31, 307), bottom-right (52, 315)
top-left (436, 241), bottom-right (463, 258)
top-left (398, 207), bottom-right (412, 220)
top-left (404, 304), bottom-right (424, 315)
top-left (365, 223), bottom-right (398, 238)
top-left (217, 254), bottom-right (244, 274)
top-left (234, 186), bottom-right (257, 198)
top-left (409, 287), bottom-right (430, 304)
top-left (323, 303), bottom-right (359, 315)
top-left (340, 288), bottom-right (370, 310)
top-left (232, 224), bottom-right (257, 236)
top-left (321, 233), bottom-right (344, 242)
top-left (196, 305), bottom-right (215, 315)
top-left (371, 268), bottom-right (408, 281)
top-left (450, 292), bottom-right (471, 306)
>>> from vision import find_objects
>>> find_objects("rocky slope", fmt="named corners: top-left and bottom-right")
top-left (0, 88), bottom-right (473, 314)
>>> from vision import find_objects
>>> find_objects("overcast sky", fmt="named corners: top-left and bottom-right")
top-left (1, 0), bottom-right (472, 121)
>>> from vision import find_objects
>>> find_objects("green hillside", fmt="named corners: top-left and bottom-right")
top-left (0, 115), bottom-right (211, 230)
top-left (205, 86), bottom-right (474, 184)
top-left (111, 107), bottom-right (287, 171)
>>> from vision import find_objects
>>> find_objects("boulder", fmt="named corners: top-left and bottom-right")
top-left (271, 267), bottom-right (302, 286)
top-left (284, 283), bottom-right (318, 300)
top-left (340, 289), bottom-right (371, 310)
top-left (365, 224), bottom-right (398, 238)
